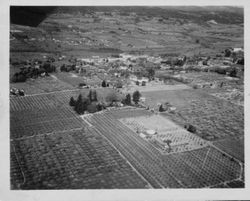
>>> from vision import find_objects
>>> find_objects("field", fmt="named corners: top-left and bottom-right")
top-left (11, 128), bottom-right (149, 189)
top-left (123, 82), bottom-right (190, 93)
top-left (86, 109), bottom-right (243, 188)
top-left (10, 91), bottom-right (149, 189)
top-left (10, 88), bottom-right (121, 140)
top-left (10, 75), bottom-right (74, 95)
top-left (213, 137), bottom-right (244, 162)
top-left (53, 72), bottom-right (86, 87)
top-left (10, 90), bottom-right (244, 188)
top-left (9, 6), bottom-right (244, 189)
top-left (119, 114), bottom-right (208, 154)
top-left (10, 7), bottom-right (243, 58)
top-left (142, 89), bottom-right (243, 141)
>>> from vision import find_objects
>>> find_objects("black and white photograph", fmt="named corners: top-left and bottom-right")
top-left (7, 5), bottom-right (245, 190)
top-left (1, 0), bottom-right (250, 200)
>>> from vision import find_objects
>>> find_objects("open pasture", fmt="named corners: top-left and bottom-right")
top-left (55, 72), bottom-right (86, 87)
top-left (11, 128), bottom-right (148, 189)
top-left (124, 82), bottom-right (190, 93)
top-left (109, 107), bottom-right (153, 119)
top-left (10, 75), bottom-right (74, 95)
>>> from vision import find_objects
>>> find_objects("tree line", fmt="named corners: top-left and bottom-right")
top-left (70, 89), bottom-right (142, 115)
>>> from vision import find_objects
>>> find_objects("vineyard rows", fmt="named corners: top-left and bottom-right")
top-left (11, 128), bottom-right (148, 189)
top-left (213, 137), bottom-right (244, 162)
top-left (10, 107), bottom-right (87, 139)
top-left (120, 115), bottom-right (208, 154)
top-left (164, 95), bottom-right (243, 140)
top-left (109, 108), bottom-right (153, 119)
top-left (87, 111), bottom-right (242, 188)
top-left (10, 90), bottom-right (244, 188)
top-left (10, 90), bottom-right (79, 112)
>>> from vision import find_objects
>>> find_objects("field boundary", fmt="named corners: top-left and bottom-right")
top-left (92, 127), bottom-right (155, 189)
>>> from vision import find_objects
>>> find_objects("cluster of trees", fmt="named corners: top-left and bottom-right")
top-left (135, 81), bottom-right (146, 86)
top-left (101, 80), bottom-right (110, 87)
top-left (159, 104), bottom-right (164, 112)
top-left (69, 90), bottom-right (102, 114)
top-left (212, 66), bottom-right (238, 77)
top-left (224, 48), bottom-right (244, 65)
top-left (121, 94), bottom-right (131, 105)
top-left (70, 89), bottom-right (142, 115)
top-left (60, 64), bottom-right (76, 72)
top-left (10, 88), bottom-right (25, 96)
top-left (12, 62), bottom-right (56, 83)
top-left (184, 124), bottom-right (197, 133)
top-left (161, 57), bottom-right (187, 67)
top-left (132, 90), bottom-right (141, 104)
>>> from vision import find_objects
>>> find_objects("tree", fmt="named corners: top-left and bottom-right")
top-left (229, 68), bottom-right (237, 77)
top-left (147, 68), bottom-right (155, 78)
top-left (102, 80), bottom-right (107, 87)
top-left (60, 64), bottom-right (66, 72)
top-left (92, 90), bottom-right (98, 101)
top-left (96, 103), bottom-right (103, 111)
top-left (132, 90), bottom-right (141, 104)
top-left (18, 90), bottom-right (25, 96)
top-left (42, 62), bottom-right (56, 73)
top-left (12, 73), bottom-right (26, 83)
top-left (159, 104), bottom-right (164, 112)
top-left (237, 58), bottom-right (244, 65)
top-left (202, 60), bottom-right (208, 65)
top-left (74, 94), bottom-right (84, 114)
top-left (124, 94), bottom-right (131, 105)
top-left (185, 124), bottom-right (196, 133)
top-left (88, 89), bottom-right (98, 102)
top-left (224, 48), bottom-right (232, 57)
top-left (74, 94), bottom-right (90, 114)
top-left (106, 92), bottom-right (119, 105)
top-left (69, 97), bottom-right (76, 106)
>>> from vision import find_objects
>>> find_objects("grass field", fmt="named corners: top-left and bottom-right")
top-left (54, 72), bottom-right (86, 87)
top-left (10, 75), bottom-right (74, 95)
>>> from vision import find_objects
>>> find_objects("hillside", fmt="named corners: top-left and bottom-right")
top-left (10, 6), bottom-right (243, 59)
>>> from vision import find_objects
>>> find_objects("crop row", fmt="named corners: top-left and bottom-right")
top-left (89, 113), bottom-right (182, 188)
top-left (10, 128), bottom-right (148, 189)
top-left (10, 90), bottom-right (79, 112)
top-left (165, 95), bottom-right (243, 140)
top-left (109, 108), bottom-right (153, 119)
top-left (88, 111), bottom-right (242, 188)
top-left (213, 137), bottom-right (244, 162)
top-left (162, 146), bottom-right (241, 188)
top-left (10, 106), bottom-right (88, 139)
top-left (120, 116), bottom-right (207, 154)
